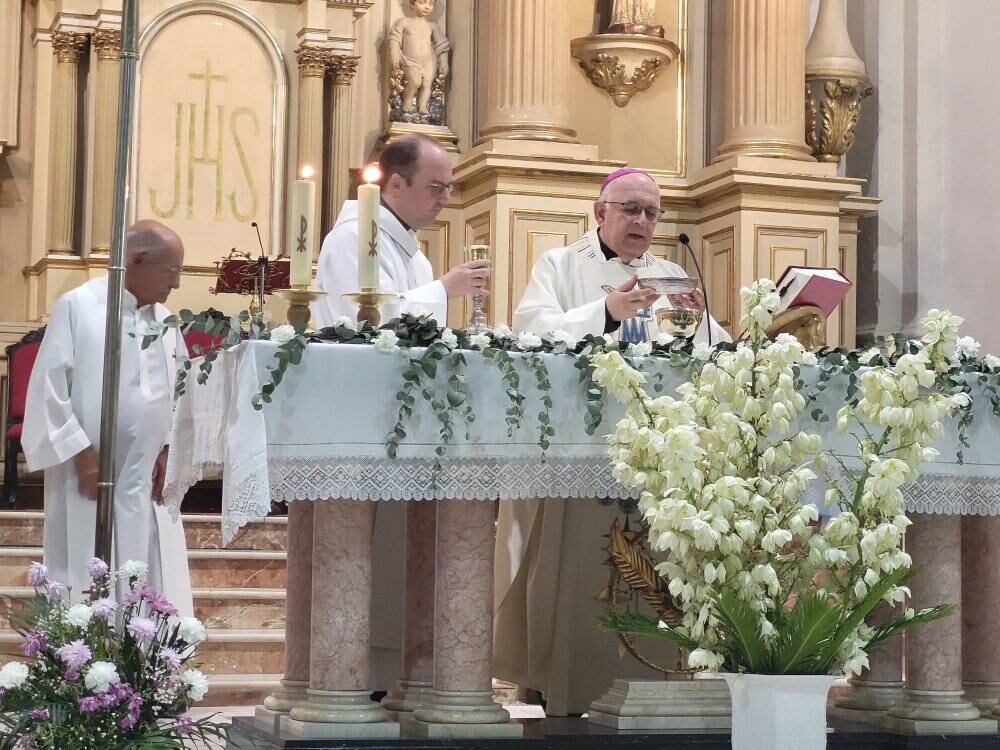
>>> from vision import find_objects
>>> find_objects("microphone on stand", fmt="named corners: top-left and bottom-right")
top-left (678, 233), bottom-right (712, 347)
top-left (251, 222), bottom-right (268, 314)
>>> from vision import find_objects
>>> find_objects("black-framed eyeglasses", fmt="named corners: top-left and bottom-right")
top-left (602, 201), bottom-right (664, 222)
top-left (426, 181), bottom-right (454, 197)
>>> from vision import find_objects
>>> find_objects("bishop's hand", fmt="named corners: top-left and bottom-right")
top-left (606, 276), bottom-right (659, 322)
top-left (73, 447), bottom-right (100, 501)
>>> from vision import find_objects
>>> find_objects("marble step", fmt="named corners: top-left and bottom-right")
top-left (0, 511), bottom-right (287, 551)
top-left (0, 547), bottom-right (287, 590)
top-left (203, 673), bottom-right (282, 708)
top-left (0, 586), bottom-right (286, 630)
top-left (0, 628), bottom-right (286, 676)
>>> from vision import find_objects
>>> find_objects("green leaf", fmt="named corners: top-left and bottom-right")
top-left (772, 592), bottom-right (843, 674)
top-left (597, 610), bottom-right (699, 650)
top-left (421, 358), bottom-right (438, 378)
top-left (712, 591), bottom-right (768, 672)
top-left (447, 390), bottom-right (466, 407)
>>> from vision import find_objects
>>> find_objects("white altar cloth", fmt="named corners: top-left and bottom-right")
top-left (162, 340), bottom-right (1000, 543)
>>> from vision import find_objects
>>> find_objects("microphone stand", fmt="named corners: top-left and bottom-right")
top-left (678, 233), bottom-right (712, 347)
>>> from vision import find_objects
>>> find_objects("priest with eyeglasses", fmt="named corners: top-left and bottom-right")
top-left (513, 166), bottom-right (728, 345)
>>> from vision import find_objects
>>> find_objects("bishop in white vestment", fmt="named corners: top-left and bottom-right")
top-left (497, 168), bottom-right (730, 715)
top-left (22, 221), bottom-right (193, 613)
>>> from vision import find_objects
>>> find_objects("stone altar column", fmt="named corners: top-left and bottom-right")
top-left (295, 45), bottom-right (326, 248)
top-left (326, 55), bottom-right (359, 227)
top-left (411, 500), bottom-right (521, 737)
top-left (47, 31), bottom-right (89, 254)
top-left (962, 516), bottom-right (1000, 711)
top-left (714, 0), bottom-right (813, 162)
top-left (883, 513), bottom-right (995, 734)
top-left (89, 29), bottom-right (121, 256)
top-left (382, 501), bottom-right (436, 714)
top-left (258, 502), bottom-right (314, 732)
top-left (287, 500), bottom-right (399, 739)
top-left (833, 603), bottom-right (903, 719)
top-left (476, 0), bottom-right (576, 143)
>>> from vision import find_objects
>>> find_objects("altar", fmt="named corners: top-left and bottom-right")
top-left (162, 338), bottom-right (1000, 739)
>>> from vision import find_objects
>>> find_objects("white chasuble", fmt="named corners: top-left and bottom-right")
top-left (312, 200), bottom-right (448, 327)
top-left (22, 277), bottom-right (193, 613)
top-left (512, 229), bottom-right (729, 345)
top-left (496, 230), bottom-right (730, 714)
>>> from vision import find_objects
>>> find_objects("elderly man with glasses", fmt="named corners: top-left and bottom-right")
top-left (313, 134), bottom-right (489, 326)
top-left (513, 166), bottom-right (728, 344)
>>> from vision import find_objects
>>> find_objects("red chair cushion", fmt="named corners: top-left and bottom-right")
top-left (6, 340), bottom-right (41, 424)
top-left (182, 330), bottom-right (225, 355)
top-left (6, 423), bottom-right (21, 440)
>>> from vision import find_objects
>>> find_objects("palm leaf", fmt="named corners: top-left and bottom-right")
top-left (864, 604), bottom-right (955, 652)
top-left (819, 566), bottom-right (910, 666)
top-left (712, 591), bottom-right (768, 672)
top-left (597, 610), bottom-right (699, 650)
top-left (607, 518), bottom-right (683, 624)
top-left (772, 592), bottom-right (843, 674)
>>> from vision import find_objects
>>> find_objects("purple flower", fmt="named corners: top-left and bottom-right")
top-left (86, 558), bottom-right (109, 581)
top-left (159, 648), bottom-right (182, 671)
top-left (44, 582), bottom-right (65, 602)
top-left (63, 669), bottom-right (79, 682)
top-left (78, 696), bottom-right (101, 712)
top-left (91, 597), bottom-right (116, 620)
top-left (21, 631), bottom-right (48, 658)
top-left (127, 617), bottom-right (157, 643)
top-left (176, 714), bottom-right (194, 735)
top-left (28, 708), bottom-right (49, 721)
top-left (26, 563), bottom-right (47, 587)
top-left (121, 584), bottom-right (159, 607)
top-left (149, 594), bottom-right (178, 617)
top-left (55, 640), bottom-right (92, 670)
top-left (119, 712), bottom-right (138, 730)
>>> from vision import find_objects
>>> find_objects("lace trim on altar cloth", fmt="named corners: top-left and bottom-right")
top-left (901, 472), bottom-right (1000, 516)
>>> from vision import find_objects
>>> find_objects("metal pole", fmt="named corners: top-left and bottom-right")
top-left (94, 0), bottom-right (140, 563)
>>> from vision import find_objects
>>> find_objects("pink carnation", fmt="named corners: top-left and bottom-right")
top-left (86, 558), bottom-right (109, 580)
top-left (55, 640), bottom-right (91, 670)
top-left (26, 563), bottom-right (47, 587)
top-left (127, 617), bottom-right (157, 643)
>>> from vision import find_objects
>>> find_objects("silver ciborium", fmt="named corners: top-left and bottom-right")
top-left (465, 244), bottom-right (491, 335)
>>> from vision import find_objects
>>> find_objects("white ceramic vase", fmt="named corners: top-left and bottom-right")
top-left (722, 673), bottom-right (837, 750)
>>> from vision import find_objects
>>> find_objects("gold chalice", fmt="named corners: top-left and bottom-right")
top-left (465, 244), bottom-right (491, 335)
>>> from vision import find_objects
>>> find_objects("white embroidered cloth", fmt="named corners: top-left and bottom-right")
top-left (162, 341), bottom-right (1000, 543)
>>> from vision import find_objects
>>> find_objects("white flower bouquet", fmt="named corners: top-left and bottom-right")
top-left (0, 558), bottom-right (231, 749)
top-left (594, 279), bottom-right (957, 675)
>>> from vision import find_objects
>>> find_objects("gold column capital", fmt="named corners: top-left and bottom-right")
top-left (296, 45), bottom-right (329, 78)
top-left (327, 54), bottom-right (360, 86)
top-left (52, 31), bottom-right (89, 64)
top-left (91, 29), bottom-right (122, 60)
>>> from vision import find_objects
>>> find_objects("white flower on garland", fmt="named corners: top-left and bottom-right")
top-left (469, 333), bottom-right (491, 350)
top-left (0, 661), bottom-right (29, 689)
top-left (84, 661), bottom-right (120, 693)
top-left (440, 328), bottom-right (459, 349)
top-left (118, 560), bottom-right (148, 583)
top-left (65, 604), bottom-right (93, 628)
top-left (373, 330), bottom-right (400, 354)
top-left (627, 341), bottom-right (652, 358)
top-left (181, 669), bottom-right (210, 701)
top-left (956, 336), bottom-right (981, 359)
top-left (546, 329), bottom-right (578, 351)
top-left (691, 342), bottom-right (712, 361)
top-left (270, 324), bottom-right (297, 344)
top-left (858, 347), bottom-right (880, 365)
top-left (492, 324), bottom-right (514, 340)
top-left (985, 354), bottom-right (1000, 371)
top-left (655, 331), bottom-right (675, 346)
top-left (517, 331), bottom-right (542, 350)
top-left (333, 315), bottom-right (357, 332)
top-left (602, 334), bottom-right (619, 349)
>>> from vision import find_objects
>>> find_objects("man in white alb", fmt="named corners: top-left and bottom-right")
top-left (496, 168), bottom-right (729, 715)
top-left (312, 133), bottom-right (489, 326)
top-left (22, 220), bottom-right (193, 613)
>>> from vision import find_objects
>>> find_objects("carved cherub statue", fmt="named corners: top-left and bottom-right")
top-left (387, 0), bottom-right (451, 117)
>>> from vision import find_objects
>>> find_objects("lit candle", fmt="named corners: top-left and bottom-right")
top-left (289, 165), bottom-right (316, 287)
top-left (357, 163), bottom-right (381, 292)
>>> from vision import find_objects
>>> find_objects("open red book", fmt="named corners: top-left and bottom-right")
top-left (774, 266), bottom-right (852, 318)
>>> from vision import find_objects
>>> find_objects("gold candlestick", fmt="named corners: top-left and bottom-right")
top-left (273, 285), bottom-right (327, 330)
top-left (342, 287), bottom-right (398, 327)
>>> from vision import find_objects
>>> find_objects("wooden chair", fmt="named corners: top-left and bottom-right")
top-left (3, 327), bottom-right (46, 507)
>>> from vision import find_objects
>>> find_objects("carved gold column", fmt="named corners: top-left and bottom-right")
top-left (296, 45), bottom-right (326, 252)
top-left (48, 31), bottom-right (89, 254)
top-left (326, 55), bottom-right (359, 227)
top-left (714, 0), bottom-right (813, 161)
top-left (89, 29), bottom-right (121, 255)
top-left (477, 0), bottom-right (576, 143)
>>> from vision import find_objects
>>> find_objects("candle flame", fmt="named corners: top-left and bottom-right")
top-left (362, 163), bottom-right (382, 185)
top-left (300, 165), bottom-right (315, 179)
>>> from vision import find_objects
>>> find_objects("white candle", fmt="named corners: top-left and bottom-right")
top-left (290, 165), bottom-right (316, 287)
top-left (358, 163), bottom-right (381, 292)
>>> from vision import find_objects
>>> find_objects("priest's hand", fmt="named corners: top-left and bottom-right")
top-left (152, 446), bottom-right (169, 506)
top-left (606, 276), bottom-right (659, 321)
top-left (441, 260), bottom-right (491, 298)
top-left (73, 447), bottom-right (100, 501)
